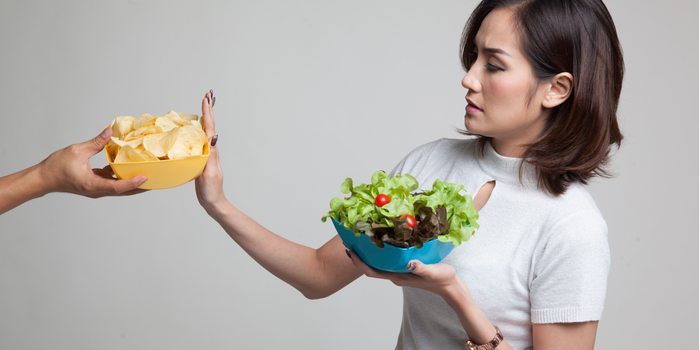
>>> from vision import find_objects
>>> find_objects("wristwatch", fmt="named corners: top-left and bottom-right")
top-left (465, 326), bottom-right (503, 350)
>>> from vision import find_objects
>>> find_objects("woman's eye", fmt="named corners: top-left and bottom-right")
top-left (485, 63), bottom-right (505, 72)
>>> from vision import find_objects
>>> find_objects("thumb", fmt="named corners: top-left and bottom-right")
top-left (407, 260), bottom-right (425, 275)
top-left (85, 128), bottom-right (112, 155)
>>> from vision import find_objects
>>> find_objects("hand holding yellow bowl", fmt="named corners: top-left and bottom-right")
top-left (105, 111), bottom-right (209, 190)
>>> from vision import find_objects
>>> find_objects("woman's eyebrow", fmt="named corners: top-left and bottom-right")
top-left (484, 47), bottom-right (511, 57)
top-left (473, 38), bottom-right (511, 57)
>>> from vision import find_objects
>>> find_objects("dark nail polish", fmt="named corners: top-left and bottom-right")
top-left (210, 135), bottom-right (218, 147)
top-left (212, 96), bottom-right (216, 107)
top-left (345, 249), bottom-right (351, 259)
top-left (407, 262), bottom-right (416, 272)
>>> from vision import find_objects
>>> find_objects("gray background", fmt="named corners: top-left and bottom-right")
top-left (0, 0), bottom-right (697, 349)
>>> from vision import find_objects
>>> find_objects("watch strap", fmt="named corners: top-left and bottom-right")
top-left (465, 326), bottom-right (503, 350)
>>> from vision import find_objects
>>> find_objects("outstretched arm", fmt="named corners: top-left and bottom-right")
top-left (0, 128), bottom-right (147, 215)
top-left (195, 91), bottom-right (362, 299)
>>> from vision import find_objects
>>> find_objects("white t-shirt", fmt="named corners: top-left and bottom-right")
top-left (390, 138), bottom-right (610, 350)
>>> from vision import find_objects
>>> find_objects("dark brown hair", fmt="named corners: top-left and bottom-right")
top-left (460, 0), bottom-right (624, 195)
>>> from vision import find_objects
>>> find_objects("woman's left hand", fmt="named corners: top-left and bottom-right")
top-left (195, 90), bottom-right (226, 215)
top-left (347, 250), bottom-right (458, 297)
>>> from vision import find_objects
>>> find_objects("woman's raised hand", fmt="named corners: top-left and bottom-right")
top-left (195, 90), bottom-right (226, 214)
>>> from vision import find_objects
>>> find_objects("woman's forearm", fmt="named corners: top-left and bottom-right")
top-left (206, 200), bottom-right (362, 299)
top-left (442, 278), bottom-right (515, 349)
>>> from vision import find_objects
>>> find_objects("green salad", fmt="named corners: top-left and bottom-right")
top-left (322, 171), bottom-right (479, 248)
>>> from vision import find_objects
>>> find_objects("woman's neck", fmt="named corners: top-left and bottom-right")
top-left (490, 138), bottom-right (527, 158)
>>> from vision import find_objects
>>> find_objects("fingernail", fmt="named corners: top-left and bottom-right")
top-left (345, 249), bottom-right (351, 259)
top-left (210, 135), bottom-right (218, 147)
top-left (407, 262), bottom-right (417, 272)
top-left (210, 89), bottom-right (214, 98)
top-left (138, 177), bottom-right (148, 185)
top-left (212, 96), bottom-right (216, 107)
top-left (100, 128), bottom-right (110, 138)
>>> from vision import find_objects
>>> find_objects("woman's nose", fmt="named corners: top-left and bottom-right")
top-left (462, 72), bottom-right (481, 92)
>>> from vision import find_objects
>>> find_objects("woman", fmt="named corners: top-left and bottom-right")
top-left (195, 0), bottom-right (623, 348)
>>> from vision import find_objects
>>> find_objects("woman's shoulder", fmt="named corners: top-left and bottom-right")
top-left (540, 183), bottom-right (608, 240)
top-left (402, 137), bottom-right (479, 162)
top-left (390, 138), bottom-right (480, 176)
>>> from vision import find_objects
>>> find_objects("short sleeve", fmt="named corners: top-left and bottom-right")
top-left (389, 139), bottom-right (445, 177)
top-left (529, 210), bottom-right (610, 323)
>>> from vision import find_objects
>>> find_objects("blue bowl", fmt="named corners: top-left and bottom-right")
top-left (332, 219), bottom-right (455, 273)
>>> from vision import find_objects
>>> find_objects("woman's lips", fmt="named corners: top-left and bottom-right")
top-left (466, 105), bottom-right (482, 113)
top-left (466, 99), bottom-right (482, 113)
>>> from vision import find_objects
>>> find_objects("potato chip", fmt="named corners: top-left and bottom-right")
top-left (110, 116), bottom-right (135, 139)
top-left (167, 125), bottom-right (208, 159)
top-left (142, 133), bottom-right (168, 158)
top-left (191, 119), bottom-right (204, 131)
top-left (111, 136), bottom-right (144, 149)
top-left (155, 116), bottom-right (179, 133)
top-left (158, 127), bottom-right (181, 156)
top-left (114, 145), bottom-right (146, 163)
top-left (134, 145), bottom-right (159, 161)
top-left (177, 112), bottom-right (199, 121)
top-left (172, 119), bottom-right (193, 127)
top-left (132, 125), bottom-right (163, 138)
top-left (163, 110), bottom-right (183, 121)
top-left (133, 113), bottom-right (157, 130)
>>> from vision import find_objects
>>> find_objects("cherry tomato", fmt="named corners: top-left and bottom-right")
top-left (375, 194), bottom-right (391, 207)
top-left (400, 214), bottom-right (417, 228)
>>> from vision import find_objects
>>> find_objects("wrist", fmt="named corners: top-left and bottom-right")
top-left (27, 162), bottom-right (55, 198)
top-left (441, 276), bottom-right (475, 309)
top-left (203, 197), bottom-right (232, 220)
top-left (440, 278), bottom-right (503, 347)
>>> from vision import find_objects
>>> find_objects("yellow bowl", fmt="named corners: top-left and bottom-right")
top-left (105, 142), bottom-right (209, 190)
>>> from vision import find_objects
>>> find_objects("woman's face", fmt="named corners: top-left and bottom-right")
top-left (462, 7), bottom-right (549, 157)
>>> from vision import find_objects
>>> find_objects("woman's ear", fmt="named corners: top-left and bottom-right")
top-left (542, 72), bottom-right (573, 108)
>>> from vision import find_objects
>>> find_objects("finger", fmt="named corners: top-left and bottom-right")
top-left (92, 165), bottom-right (116, 179)
top-left (199, 135), bottom-right (221, 175)
top-left (201, 91), bottom-right (216, 139)
top-left (117, 188), bottom-right (149, 196)
top-left (407, 260), bottom-right (424, 275)
top-left (84, 127), bottom-right (113, 156)
top-left (90, 174), bottom-right (148, 194)
top-left (93, 169), bottom-right (115, 179)
top-left (101, 164), bottom-right (115, 176)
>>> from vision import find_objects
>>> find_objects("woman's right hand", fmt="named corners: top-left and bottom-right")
top-left (195, 90), bottom-right (226, 215)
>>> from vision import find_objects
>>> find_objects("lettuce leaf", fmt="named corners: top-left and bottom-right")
top-left (322, 171), bottom-right (479, 248)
